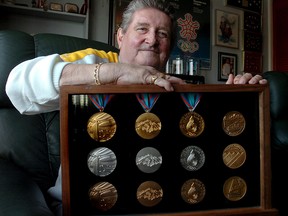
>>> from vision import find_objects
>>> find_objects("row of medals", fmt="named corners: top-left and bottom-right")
top-left (85, 109), bottom-right (247, 212)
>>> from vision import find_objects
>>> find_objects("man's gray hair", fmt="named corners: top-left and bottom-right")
top-left (120, 0), bottom-right (176, 47)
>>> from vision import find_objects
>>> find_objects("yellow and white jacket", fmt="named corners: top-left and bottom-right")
top-left (5, 48), bottom-right (118, 115)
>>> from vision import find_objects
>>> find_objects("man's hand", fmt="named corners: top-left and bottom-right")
top-left (226, 73), bottom-right (267, 84)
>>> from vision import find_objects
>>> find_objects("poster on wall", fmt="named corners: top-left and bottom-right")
top-left (168, 0), bottom-right (211, 72)
top-left (111, 0), bottom-right (211, 72)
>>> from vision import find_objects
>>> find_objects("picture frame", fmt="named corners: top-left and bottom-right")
top-left (243, 31), bottom-right (263, 52)
top-left (243, 51), bottom-right (262, 75)
top-left (225, 0), bottom-right (263, 14)
top-left (244, 11), bottom-right (262, 33)
top-left (218, 52), bottom-right (237, 81)
top-left (215, 10), bottom-right (239, 49)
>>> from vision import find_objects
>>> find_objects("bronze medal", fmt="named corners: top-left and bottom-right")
top-left (87, 112), bottom-right (117, 142)
top-left (181, 178), bottom-right (206, 204)
top-left (222, 111), bottom-right (246, 136)
top-left (179, 112), bottom-right (205, 138)
top-left (88, 181), bottom-right (118, 211)
top-left (136, 181), bottom-right (163, 207)
top-left (223, 143), bottom-right (246, 169)
top-left (223, 176), bottom-right (247, 201)
top-left (135, 112), bottom-right (161, 139)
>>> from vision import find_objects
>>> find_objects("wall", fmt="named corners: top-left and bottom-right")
top-left (89, 0), bottom-right (272, 84)
top-left (89, 0), bottom-right (110, 41)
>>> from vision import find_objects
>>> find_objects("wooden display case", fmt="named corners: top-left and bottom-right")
top-left (60, 84), bottom-right (278, 216)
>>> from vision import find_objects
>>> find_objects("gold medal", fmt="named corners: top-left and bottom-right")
top-left (222, 111), bottom-right (246, 136)
top-left (135, 112), bottom-right (161, 139)
top-left (87, 112), bottom-right (117, 142)
top-left (223, 143), bottom-right (246, 169)
top-left (179, 111), bottom-right (205, 138)
top-left (223, 176), bottom-right (247, 201)
top-left (135, 93), bottom-right (161, 139)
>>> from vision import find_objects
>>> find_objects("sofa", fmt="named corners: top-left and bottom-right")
top-left (263, 71), bottom-right (288, 216)
top-left (0, 29), bottom-right (286, 216)
top-left (0, 30), bottom-right (119, 216)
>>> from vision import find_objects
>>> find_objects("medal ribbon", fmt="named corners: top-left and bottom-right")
top-left (88, 94), bottom-right (114, 111)
top-left (136, 93), bottom-right (160, 112)
top-left (180, 93), bottom-right (202, 112)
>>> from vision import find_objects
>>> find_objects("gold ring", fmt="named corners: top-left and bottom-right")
top-left (165, 75), bottom-right (171, 79)
top-left (151, 75), bottom-right (158, 84)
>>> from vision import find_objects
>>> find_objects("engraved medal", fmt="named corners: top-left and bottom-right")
top-left (135, 93), bottom-right (161, 139)
top-left (88, 181), bottom-right (118, 211)
top-left (87, 147), bottom-right (117, 177)
top-left (179, 93), bottom-right (204, 138)
top-left (223, 176), bottom-right (247, 201)
top-left (223, 143), bottom-right (246, 169)
top-left (181, 178), bottom-right (206, 204)
top-left (136, 181), bottom-right (163, 207)
top-left (222, 111), bottom-right (246, 136)
top-left (180, 145), bottom-right (205, 171)
top-left (87, 94), bottom-right (116, 142)
top-left (136, 147), bottom-right (162, 173)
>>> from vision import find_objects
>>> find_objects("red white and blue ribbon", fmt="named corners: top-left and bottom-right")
top-left (136, 93), bottom-right (160, 112)
top-left (180, 93), bottom-right (202, 112)
top-left (89, 94), bottom-right (114, 112)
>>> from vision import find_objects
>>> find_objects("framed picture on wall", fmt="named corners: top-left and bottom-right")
top-left (215, 10), bottom-right (239, 49)
top-left (218, 52), bottom-right (237, 81)
top-left (225, 0), bottom-right (263, 14)
top-left (243, 51), bottom-right (262, 75)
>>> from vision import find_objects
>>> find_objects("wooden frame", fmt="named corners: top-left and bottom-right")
top-left (215, 9), bottom-right (239, 49)
top-left (60, 84), bottom-right (277, 216)
top-left (218, 52), bottom-right (237, 81)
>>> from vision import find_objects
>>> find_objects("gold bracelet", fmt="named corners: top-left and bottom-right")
top-left (94, 62), bottom-right (104, 85)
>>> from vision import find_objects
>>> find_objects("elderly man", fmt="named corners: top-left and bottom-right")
top-left (5, 0), bottom-right (266, 215)
top-left (5, 0), bottom-right (265, 115)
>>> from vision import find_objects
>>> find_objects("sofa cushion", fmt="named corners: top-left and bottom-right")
top-left (34, 33), bottom-right (119, 56)
top-left (264, 71), bottom-right (288, 119)
top-left (0, 30), bottom-right (35, 108)
top-left (0, 159), bottom-right (54, 216)
top-left (263, 71), bottom-right (288, 151)
top-left (0, 109), bottom-right (60, 191)
top-left (271, 119), bottom-right (288, 150)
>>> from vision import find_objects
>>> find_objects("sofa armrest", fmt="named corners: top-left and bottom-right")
top-left (0, 158), bottom-right (54, 216)
top-left (263, 71), bottom-right (288, 151)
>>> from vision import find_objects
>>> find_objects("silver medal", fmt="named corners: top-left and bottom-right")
top-left (180, 145), bottom-right (205, 171)
top-left (87, 147), bottom-right (117, 177)
top-left (136, 147), bottom-right (162, 173)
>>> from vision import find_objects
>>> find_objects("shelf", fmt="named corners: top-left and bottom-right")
top-left (0, 3), bottom-right (86, 23)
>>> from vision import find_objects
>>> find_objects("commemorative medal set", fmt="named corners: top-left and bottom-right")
top-left (60, 84), bottom-right (274, 216)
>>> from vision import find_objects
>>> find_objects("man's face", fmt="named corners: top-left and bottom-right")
top-left (117, 8), bottom-right (172, 71)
